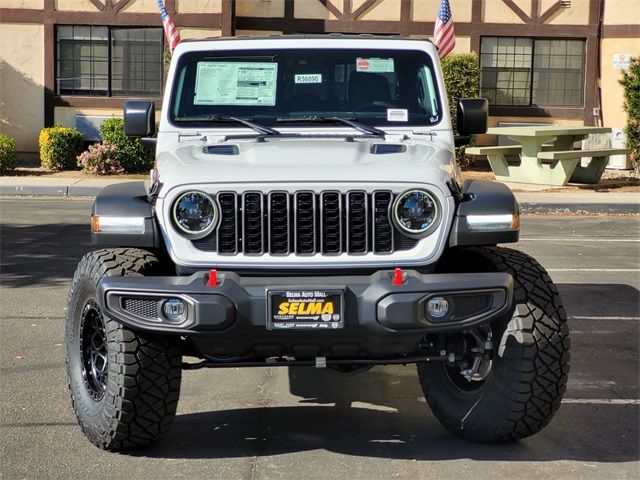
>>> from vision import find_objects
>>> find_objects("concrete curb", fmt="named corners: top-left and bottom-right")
top-left (0, 185), bottom-right (71, 196)
top-left (514, 191), bottom-right (639, 214)
top-left (0, 178), bottom-right (134, 197)
top-left (519, 203), bottom-right (640, 214)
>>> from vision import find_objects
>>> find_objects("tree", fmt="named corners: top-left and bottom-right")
top-left (619, 57), bottom-right (640, 173)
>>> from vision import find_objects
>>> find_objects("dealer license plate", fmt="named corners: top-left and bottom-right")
top-left (267, 290), bottom-right (344, 330)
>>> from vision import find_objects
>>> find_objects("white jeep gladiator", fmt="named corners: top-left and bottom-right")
top-left (65, 35), bottom-right (570, 450)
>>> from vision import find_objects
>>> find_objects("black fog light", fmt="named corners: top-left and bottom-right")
top-left (162, 298), bottom-right (187, 323)
top-left (426, 296), bottom-right (450, 320)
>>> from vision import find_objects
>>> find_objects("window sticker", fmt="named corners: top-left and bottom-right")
top-left (194, 62), bottom-right (277, 106)
top-left (356, 57), bottom-right (394, 73)
top-left (387, 108), bottom-right (408, 122)
top-left (295, 73), bottom-right (322, 84)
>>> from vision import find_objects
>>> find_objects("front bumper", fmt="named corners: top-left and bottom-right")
top-left (98, 270), bottom-right (513, 358)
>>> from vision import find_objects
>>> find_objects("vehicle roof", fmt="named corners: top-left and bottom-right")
top-left (182, 33), bottom-right (433, 44)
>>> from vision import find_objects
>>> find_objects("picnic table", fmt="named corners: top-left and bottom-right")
top-left (466, 126), bottom-right (629, 186)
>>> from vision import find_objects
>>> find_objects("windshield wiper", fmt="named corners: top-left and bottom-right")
top-left (174, 115), bottom-right (280, 136)
top-left (277, 115), bottom-right (385, 137)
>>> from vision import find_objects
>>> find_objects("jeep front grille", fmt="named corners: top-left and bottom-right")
top-left (193, 190), bottom-right (417, 255)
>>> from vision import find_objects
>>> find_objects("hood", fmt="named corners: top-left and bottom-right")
top-left (156, 136), bottom-right (457, 196)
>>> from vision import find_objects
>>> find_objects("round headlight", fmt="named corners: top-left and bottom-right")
top-left (393, 189), bottom-right (439, 237)
top-left (172, 191), bottom-right (218, 238)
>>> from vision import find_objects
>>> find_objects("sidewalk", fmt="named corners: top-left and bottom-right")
top-left (0, 175), bottom-right (638, 213)
top-left (0, 176), bottom-right (136, 197)
top-left (515, 191), bottom-right (639, 214)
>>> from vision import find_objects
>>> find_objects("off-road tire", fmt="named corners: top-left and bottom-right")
top-left (65, 248), bottom-right (182, 451)
top-left (418, 246), bottom-right (570, 442)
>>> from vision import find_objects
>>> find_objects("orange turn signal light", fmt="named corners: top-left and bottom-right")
top-left (512, 210), bottom-right (520, 229)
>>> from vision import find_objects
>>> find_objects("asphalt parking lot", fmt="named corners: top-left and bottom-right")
top-left (1, 197), bottom-right (638, 480)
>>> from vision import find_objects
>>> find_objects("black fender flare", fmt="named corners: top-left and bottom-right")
top-left (91, 181), bottom-right (162, 249)
top-left (448, 180), bottom-right (519, 247)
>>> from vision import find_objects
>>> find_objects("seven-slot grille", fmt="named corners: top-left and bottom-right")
top-left (193, 190), bottom-right (417, 255)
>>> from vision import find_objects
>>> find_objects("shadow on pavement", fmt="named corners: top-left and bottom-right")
top-left (0, 223), bottom-right (90, 288)
top-left (138, 363), bottom-right (638, 462)
top-left (136, 282), bottom-right (638, 463)
top-left (558, 283), bottom-right (640, 318)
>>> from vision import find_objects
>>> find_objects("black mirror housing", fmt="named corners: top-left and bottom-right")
top-left (124, 101), bottom-right (156, 138)
top-left (456, 98), bottom-right (488, 135)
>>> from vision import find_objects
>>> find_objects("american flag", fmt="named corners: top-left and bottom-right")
top-left (156, 0), bottom-right (181, 52)
top-left (433, 0), bottom-right (455, 59)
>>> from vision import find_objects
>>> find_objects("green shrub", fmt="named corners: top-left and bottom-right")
top-left (441, 53), bottom-right (481, 166)
top-left (163, 49), bottom-right (172, 73)
top-left (619, 57), bottom-right (640, 173)
top-left (0, 133), bottom-right (18, 174)
top-left (99, 117), bottom-right (154, 173)
top-left (77, 143), bottom-right (124, 175)
top-left (39, 126), bottom-right (84, 170)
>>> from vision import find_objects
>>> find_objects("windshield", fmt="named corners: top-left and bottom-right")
top-left (169, 48), bottom-right (442, 128)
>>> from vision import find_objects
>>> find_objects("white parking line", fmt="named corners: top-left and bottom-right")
top-left (562, 399), bottom-right (640, 405)
top-left (419, 397), bottom-right (639, 405)
top-left (546, 268), bottom-right (640, 272)
top-left (570, 316), bottom-right (640, 321)
top-left (520, 237), bottom-right (640, 242)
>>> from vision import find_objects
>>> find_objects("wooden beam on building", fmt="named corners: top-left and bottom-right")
top-left (583, 35), bottom-right (599, 126)
top-left (221, 0), bottom-right (235, 36)
top-left (53, 96), bottom-right (162, 109)
top-left (283, 0), bottom-right (296, 33)
top-left (588, 0), bottom-right (601, 25)
top-left (471, 0), bottom-right (482, 22)
top-left (351, 0), bottom-right (382, 21)
top-left (318, 0), bottom-right (343, 20)
top-left (87, 0), bottom-right (105, 12)
top-left (602, 24), bottom-right (640, 38)
top-left (43, 0), bottom-right (55, 128)
top-left (531, 0), bottom-right (539, 19)
top-left (470, 0), bottom-right (482, 53)
top-left (538, 1), bottom-right (563, 24)
top-left (489, 106), bottom-right (585, 119)
top-left (0, 7), bottom-right (221, 28)
top-left (235, 16), bottom-right (596, 37)
top-left (501, 0), bottom-right (532, 23)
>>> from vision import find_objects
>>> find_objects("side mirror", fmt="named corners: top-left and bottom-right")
top-left (456, 98), bottom-right (488, 135)
top-left (124, 101), bottom-right (156, 138)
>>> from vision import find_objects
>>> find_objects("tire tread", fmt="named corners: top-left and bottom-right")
top-left (66, 248), bottom-right (181, 451)
top-left (420, 247), bottom-right (570, 442)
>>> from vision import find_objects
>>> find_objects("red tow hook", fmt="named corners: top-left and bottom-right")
top-left (392, 267), bottom-right (405, 286)
top-left (207, 269), bottom-right (218, 287)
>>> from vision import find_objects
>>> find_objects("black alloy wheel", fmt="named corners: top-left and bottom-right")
top-left (79, 300), bottom-right (108, 401)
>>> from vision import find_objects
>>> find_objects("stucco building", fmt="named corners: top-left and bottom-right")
top-left (1, 0), bottom-right (638, 160)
